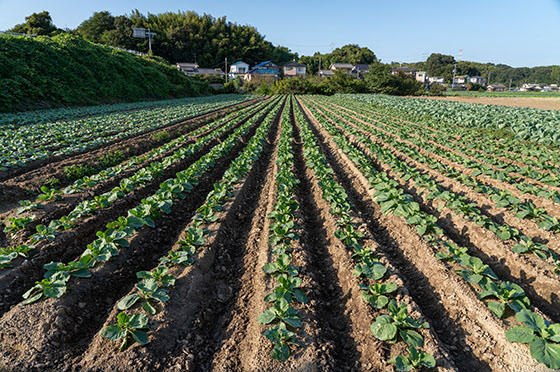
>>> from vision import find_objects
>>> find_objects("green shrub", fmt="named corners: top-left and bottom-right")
top-left (150, 131), bottom-right (170, 142)
top-left (98, 149), bottom-right (126, 169)
top-left (63, 164), bottom-right (96, 181)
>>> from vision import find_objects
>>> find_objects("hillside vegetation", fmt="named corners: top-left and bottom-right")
top-left (0, 33), bottom-right (211, 113)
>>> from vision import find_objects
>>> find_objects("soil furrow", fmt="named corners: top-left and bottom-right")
top-left (297, 98), bottom-right (547, 372)
top-left (313, 103), bottom-right (560, 324)
top-left (74, 98), bottom-right (285, 372)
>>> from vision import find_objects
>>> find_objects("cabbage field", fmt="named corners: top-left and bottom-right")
top-left (0, 94), bottom-right (559, 372)
top-left (342, 94), bottom-right (560, 146)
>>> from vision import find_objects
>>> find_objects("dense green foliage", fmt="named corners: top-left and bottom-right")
top-left (405, 53), bottom-right (560, 86)
top-left (299, 44), bottom-right (377, 75)
top-left (0, 33), bottom-right (211, 112)
top-left (75, 10), bottom-right (297, 66)
top-left (9, 11), bottom-right (61, 36)
top-left (246, 68), bottom-right (420, 96)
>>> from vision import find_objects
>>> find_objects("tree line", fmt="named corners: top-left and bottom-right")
top-left (8, 11), bottom-right (560, 89)
top-left (405, 53), bottom-right (560, 86)
top-left (8, 10), bottom-right (297, 68)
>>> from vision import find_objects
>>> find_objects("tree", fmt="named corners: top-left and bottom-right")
top-left (364, 62), bottom-right (423, 96)
top-left (101, 16), bottom-right (135, 49)
top-left (425, 53), bottom-right (456, 82)
top-left (77, 11), bottom-right (115, 44)
top-left (10, 11), bottom-right (58, 36)
top-left (319, 70), bottom-right (368, 94)
top-left (298, 44), bottom-right (377, 76)
top-left (329, 44), bottom-right (377, 65)
top-left (551, 67), bottom-right (560, 84)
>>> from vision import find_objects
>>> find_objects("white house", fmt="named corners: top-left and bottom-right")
top-left (429, 76), bottom-right (445, 85)
top-left (469, 76), bottom-right (486, 86)
top-left (229, 61), bottom-right (250, 79)
top-left (415, 71), bottom-right (429, 84)
top-left (283, 62), bottom-right (306, 78)
top-left (453, 75), bottom-right (468, 85)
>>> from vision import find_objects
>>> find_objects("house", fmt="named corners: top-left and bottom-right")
top-left (352, 64), bottom-right (369, 79)
top-left (177, 62), bottom-right (199, 76)
top-left (191, 68), bottom-right (225, 78)
top-left (330, 63), bottom-right (354, 73)
top-left (415, 71), bottom-right (429, 84)
top-left (469, 76), bottom-right (486, 86)
top-left (390, 66), bottom-right (416, 76)
top-left (520, 83), bottom-right (542, 92)
top-left (283, 62), bottom-right (306, 78)
top-left (229, 61), bottom-right (249, 79)
top-left (453, 75), bottom-right (469, 85)
top-left (316, 69), bottom-right (335, 78)
top-left (244, 61), bottom-right (280, 81)
top-left (251, 61), bottom-right (280, 73)
top-left (428, 76), bottom-right (445, 85)
top-left (487, 83), bottom-right (506, 92)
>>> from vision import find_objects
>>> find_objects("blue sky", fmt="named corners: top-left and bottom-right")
top-left (1, 0), bottom-right (559, 67)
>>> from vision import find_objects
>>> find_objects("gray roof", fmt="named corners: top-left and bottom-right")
top-left (330, 63), bottom-right (354, 69)
top-left (317, 69), bottom-right (335, 76)
top-left (177, 62), bottom-right (199, 68)
top-left (193, 68), bottom-right (225, 76)
top-left (353, 64), bottom-right (369, 71)
top-left (284, 62), bottom-right (306, 67)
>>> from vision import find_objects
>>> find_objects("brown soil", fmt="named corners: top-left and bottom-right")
top-left (417, 96), bottom-right (560, 111)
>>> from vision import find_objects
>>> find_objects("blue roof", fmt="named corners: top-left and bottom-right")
top-left (231, 61), bottom-right (248, 66)
top-left (252, 61), bottom-right (275, 69)
top-left (248, 68), bottom-right (278, 75)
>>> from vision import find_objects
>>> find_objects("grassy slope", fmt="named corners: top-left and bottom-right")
top-left (0, 34), bottom-right (212, 112)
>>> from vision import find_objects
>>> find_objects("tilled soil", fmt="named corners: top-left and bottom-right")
top-left (417, 96), bottom-right (560, 111)
top-left (0, 96), bottom-right (557, 372)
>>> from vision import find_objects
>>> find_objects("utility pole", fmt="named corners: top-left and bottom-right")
top-left (488, 70), bottom-right (491, 86)
top-left (319, 57), bottom-right (322, 73)
top-left (147, 28), bottom-right (152, 54)
top-left (225, 57), bottom-right (228, 83)
top-left (452, 62), bottom-right (457, 90)
top-left (509, 78), bottom-right (512, 91)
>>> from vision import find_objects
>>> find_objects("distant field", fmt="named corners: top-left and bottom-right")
top-left (422, 95), bottom-right (560, 110)
top-left (445, 91), bottom-right (560, 98)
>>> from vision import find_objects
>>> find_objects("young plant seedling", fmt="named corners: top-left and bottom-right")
top-left (136, 266), bottom-right (175, 288)
top-left (506, 310), bottom-right (560, 369)
top-left (258, 297), bottom-right (302, 329)
top-left (478, 280), bottom-right (530, 318)
top-left (118, 278), bottom-right (170, 315)
top-left (100, 312), bottom-right (149, 351)
top-left (388, 346), bottom-right (436, 371)
top-left (21, 272), bottom-right (68, 305)
top-left (361, 281), bottom-right (398, 309)
top-left (371, 300), bottom-right (429, 348)
top-left (263, 323), bottom-right (299, 362)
